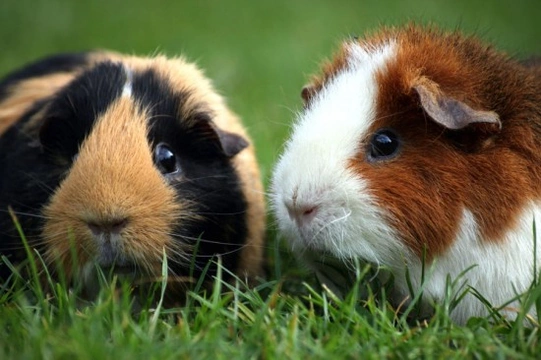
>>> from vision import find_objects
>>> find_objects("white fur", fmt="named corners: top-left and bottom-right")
top-left (393, 205), bottom-right (541, 324)
top-left (122, 67), bottom-right (133, 98)
top-left (272, 40), bottom-right (541, 324)
top-left (272, 41), bottom-right (403, 265)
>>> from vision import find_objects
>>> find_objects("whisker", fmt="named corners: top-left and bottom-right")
top-left (169, 233), bottom-right (243, 248)
top-left (167, 232), bottom-right (253, 249)
top-left (191, 245), bottom-right (250, 259)
top-left (0, 208), bottom-right (49, 220)
top-left (17, 172), bottom-right (57, 195)
top-left (182, 174), bottom-right (231, 182)
top-left (277, 103), bottom-right (303, 119)
top-left (309, 209), bottom-right (352, 244)
top-left (194, 210), bottom-right (247, 216)
top-left (246, 187), bottom-right (272, 197)
top-left (0, 239), bottom-right (49, 251)
top-left (373, 108), bottom-right (410, 123)
top-left (166, 228), bottom-right (279, 254)
top-left (163, 242), bottom-right (192, 259)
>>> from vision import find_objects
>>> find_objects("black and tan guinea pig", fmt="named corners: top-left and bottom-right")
top-left (0, 51), bottom-right (266, 296)
top-left (272, 24), bottom-right (541, 324)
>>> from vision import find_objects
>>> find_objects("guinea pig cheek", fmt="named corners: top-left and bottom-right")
top-left (273, 156), bottom-right (402, 267)
top-left (41, 99), bottom-right (186, 281)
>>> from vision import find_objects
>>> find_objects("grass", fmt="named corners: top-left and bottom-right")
top-left (1, 0), bottom-right (541, 358)
top-left (3, 253), bottom-right (541, 359)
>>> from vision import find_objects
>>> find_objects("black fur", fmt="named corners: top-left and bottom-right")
top-left (0, 57), bottom-right (126, 278)
top-left (0, 102), bottom-right (62, 278)
top-left (0, 54), bottom-right (248, 282)
top-left (39, 62), bottom-right (126, 161)
top-left (132, 69), bottom-right (247, 277)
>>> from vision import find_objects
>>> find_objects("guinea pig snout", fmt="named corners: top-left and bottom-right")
top-left (84, 215), bottom-right (130, 266)
top-left (285, 199), bottom-right (319, 227)
top-left (87, 217), bottom-right (129, 237)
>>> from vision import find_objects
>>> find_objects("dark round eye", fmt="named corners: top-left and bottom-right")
top-left (368, 129), bottom-right (401, 161)
top-left (154, 143), bottom-right (179, 174)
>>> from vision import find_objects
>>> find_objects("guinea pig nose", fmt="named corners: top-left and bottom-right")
top-left (87, 218), bottom-right (129, 236)
top-left (286, 202), bottom-right (319, 227)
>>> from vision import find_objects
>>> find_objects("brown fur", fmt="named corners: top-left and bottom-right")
top-left (315, 24), bottom-right (541, 258)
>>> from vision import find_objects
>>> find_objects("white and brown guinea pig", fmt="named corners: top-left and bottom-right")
top-left (272, 24), bottom-right (541, 324)
top-left (0, 51), bottom-right (265, 294)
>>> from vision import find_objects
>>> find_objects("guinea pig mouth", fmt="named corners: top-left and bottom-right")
top-left (287, 204), bottom-right (352, 246)
top-left (92, 246), bottom-right (140, 278)
top-left (293, 221), bottom-right (342, 253)
top-left (95, 247), bottom-right (130, 267)
top-left (91, 233), bottom-right (133, 267)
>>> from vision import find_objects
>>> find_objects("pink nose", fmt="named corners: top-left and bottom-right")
top-left (286, 203), bottom-right (319, 227)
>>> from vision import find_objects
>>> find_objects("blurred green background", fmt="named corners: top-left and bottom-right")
top-left (0, 0), bottom-right (539, 279)
top-left (1, 0), bottom-right (539, 184)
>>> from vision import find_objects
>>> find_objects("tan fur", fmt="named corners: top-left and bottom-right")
top-left (0, 73), bottom-right (74, 135)
top-left (2, 51), bottom-right (265, 283)
top-left (119, 55), bottom-right (266, 280)
top-left (42, 97), bottom-right (187, 279)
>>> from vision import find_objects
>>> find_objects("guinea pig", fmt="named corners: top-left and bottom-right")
top-left (0, 51), bottom-right (266, 296)
top-left (272, 24), bottom-right (541, 324)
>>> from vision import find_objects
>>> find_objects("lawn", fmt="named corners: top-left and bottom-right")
top-left (1, 0), bottom-right (541, 358)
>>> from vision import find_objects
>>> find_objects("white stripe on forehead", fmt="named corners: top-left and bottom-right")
top-left (285, 41), bottom-right (397, 172)
top-left (122, 66), bottom-right (133, 98)
top-left (271, 40), bottom-right (402, 265)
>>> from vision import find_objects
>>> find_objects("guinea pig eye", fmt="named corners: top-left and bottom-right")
top-left (154, 143), bottom-right (179, 174)
top-left (368, 129), bottom-right (401, 161)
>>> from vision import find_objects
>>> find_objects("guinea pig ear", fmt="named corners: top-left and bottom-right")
top-left (190, 117), bottom-right (249, 158)
top-left (301, 83), bottom-right (317, 105)
top-left (214, 127), bottom-right (250, 158)
top-left (413, 78), bottom-right (502, 150)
